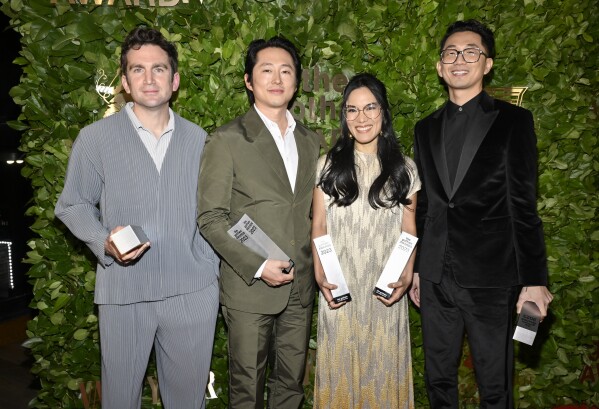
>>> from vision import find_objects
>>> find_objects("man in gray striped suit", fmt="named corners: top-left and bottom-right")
top-left (55, 27), bottom-right (219, 409)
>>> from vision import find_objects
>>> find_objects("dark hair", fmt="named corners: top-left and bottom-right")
top-left (121, 26), bottom-right (178, 79)
top-left (318, 73), bottom-right (412, 209)
top-left (440, 19), bottom-right (496, 59)
top-left (244, 36), bottom-right (302, 107)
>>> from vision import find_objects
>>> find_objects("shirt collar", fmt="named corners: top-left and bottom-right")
top-left (125, 102), bottom-right (175, 134)
top-left (254, 104), bottom-right (296, 135)
top-left (446, 91), bottom-right (484, 118)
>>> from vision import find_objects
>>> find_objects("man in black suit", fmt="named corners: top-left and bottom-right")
top-left (409, 20), bottom-right (553, 408)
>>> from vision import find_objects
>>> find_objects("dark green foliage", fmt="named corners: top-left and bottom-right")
top-left (1, 0), bottom-right (597, 407)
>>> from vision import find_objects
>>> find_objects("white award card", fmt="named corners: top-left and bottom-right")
top-left (110, 225), bottom-right (149, 255)
top-left (373, 231), bottom-right (418, 299)
top-left (313, 235), bottom-right (351, 303)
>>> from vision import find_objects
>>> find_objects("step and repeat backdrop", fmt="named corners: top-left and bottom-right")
top-left (0, 0), bottom-right (597, 407)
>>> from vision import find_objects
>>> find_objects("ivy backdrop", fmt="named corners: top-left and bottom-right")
top-left (1, 0), bottom-right (597, 407)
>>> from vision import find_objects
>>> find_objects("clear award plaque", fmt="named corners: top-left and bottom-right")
top-left (227, 214), bottom-right (293, 273)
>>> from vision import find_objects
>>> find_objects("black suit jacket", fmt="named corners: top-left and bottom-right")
top-left (414, 92), bottom-right (548, 288)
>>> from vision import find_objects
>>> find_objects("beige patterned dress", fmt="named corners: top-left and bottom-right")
top-left (313, 150), bottom-right (421, 409)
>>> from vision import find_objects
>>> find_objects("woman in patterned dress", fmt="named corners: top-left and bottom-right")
top-left (311, 73), bottom-right (420, 408)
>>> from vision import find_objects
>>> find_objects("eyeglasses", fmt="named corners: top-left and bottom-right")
top-left (440, 47), bottom-right (487, 64)
top-left (343, 103), bottom-right (382, 121)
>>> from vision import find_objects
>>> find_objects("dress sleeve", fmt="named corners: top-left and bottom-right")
top-left (405, 156), bottom-right (421, 198)
top-left (315, 154), bottom-right (328, 186)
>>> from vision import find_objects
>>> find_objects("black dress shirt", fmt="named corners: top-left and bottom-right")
top-left (443, 92), bottom-right (484, 187)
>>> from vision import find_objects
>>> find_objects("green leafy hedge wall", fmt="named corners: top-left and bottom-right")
top-left (1, 0), bottom-right (597, 407)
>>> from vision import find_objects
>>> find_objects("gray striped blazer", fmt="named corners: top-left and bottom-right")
top-left (55, 109), bottom-right (219, 305)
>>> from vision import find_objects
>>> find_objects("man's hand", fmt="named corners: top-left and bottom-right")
top-left (517, 286), bottom-right (553, 320)
top-left (409, 273), bottom-right (421, 307)
top-left (260, 259), bottom-right (294, 287)
top-left (104, 226), bottom-right (150, 264)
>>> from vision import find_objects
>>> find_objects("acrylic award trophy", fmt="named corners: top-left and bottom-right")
top-left (227, 214), bottom-right (293, 273)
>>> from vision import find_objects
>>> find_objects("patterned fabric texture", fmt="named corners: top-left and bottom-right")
top-left (314, 150), bottom-right (421, 409)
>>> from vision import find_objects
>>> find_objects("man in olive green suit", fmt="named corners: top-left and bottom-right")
top-left (198, 37), bottom-right (320, 408)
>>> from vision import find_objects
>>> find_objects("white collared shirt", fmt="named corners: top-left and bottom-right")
top-left (125, 102), bottom-right (175, 173)
top-left (253, 105), bottom-right (299, 278)
top-left (254, 104), bottom-right (298, 193)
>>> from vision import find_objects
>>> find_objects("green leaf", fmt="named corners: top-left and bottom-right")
top-left (36, 301), bottom-right (48, 310)
top-left (50, 312), bottom-right (64, 325)
top-left (67, 379), bottom-right (80, 391)
top-left (73, 329), bottom-right (89, 341)
top-left (64, 64), bottom-right (93, 81)
top-left (10, 2), bottom-right (598, 407)
top-left (53, 295), bottom-right (71, 312)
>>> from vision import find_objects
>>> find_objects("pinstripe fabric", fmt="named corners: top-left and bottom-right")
top-left (99, 282), bottom-right (219, 409)
top-left (55, 109), bottom-right (219, 304)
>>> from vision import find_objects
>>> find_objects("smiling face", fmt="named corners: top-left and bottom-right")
top-left (345, 86), bottom-right (383, 153)
top-left (121, 44), bottom-right (179, 114)
top-left (244, 47), bottom-right (297, 114)
top-left (436, 30), bottom-right (493, 104)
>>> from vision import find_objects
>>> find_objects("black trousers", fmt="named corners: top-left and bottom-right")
top-left (420, 273), bottom-right (518, 409)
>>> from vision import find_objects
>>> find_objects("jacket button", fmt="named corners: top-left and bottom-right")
top-left (448, 202), bottom-right (455, 208)
top-left (290, 240), bottom-right (295, 246)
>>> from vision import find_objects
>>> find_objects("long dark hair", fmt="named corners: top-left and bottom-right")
top-left (318, 73), bottom-right (412, 209)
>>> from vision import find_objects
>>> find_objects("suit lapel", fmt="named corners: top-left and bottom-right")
top-left (428, 108), bottom-right (452, 198)
top-left (293, 124), bottom-right (315, 198)
top-left (243, 108), bottom-right (294, 194)
top-left (450, 93), bottom-right (498, 198)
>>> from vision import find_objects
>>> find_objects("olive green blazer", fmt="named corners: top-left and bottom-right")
top-left (198, 107), bottom-right (321, 314)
